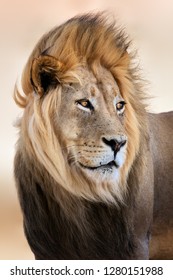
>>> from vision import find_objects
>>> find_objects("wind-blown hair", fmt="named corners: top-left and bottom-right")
top-left (14, 13), bottom-right (147, 206)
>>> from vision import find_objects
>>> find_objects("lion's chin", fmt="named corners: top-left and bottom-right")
top-left (78, 161), bottom-right (120, 182)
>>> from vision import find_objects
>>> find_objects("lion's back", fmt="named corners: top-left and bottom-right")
top-left (148, 112), bottom-right (173, 259)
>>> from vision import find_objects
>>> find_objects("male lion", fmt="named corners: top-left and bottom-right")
top-left (14, 13), bottom-right (173, 259)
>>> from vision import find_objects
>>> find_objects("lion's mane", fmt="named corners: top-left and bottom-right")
top-left (14, 13), bottom-right (150, 259)
top-left (14, 13), bottom-right (147, 205)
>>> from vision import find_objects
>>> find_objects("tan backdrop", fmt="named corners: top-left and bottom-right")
top-left (0, 0), bottom-right (173, 259)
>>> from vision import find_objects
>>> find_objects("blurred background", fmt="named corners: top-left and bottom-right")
top-left (0, 0), bottom-right (173, 259)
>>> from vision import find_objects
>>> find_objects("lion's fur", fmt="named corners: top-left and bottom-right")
top-left (14, 13), bottom-right (173, 259)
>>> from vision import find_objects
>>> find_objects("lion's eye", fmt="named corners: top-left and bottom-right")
top-left (80, 100), bottom-right (89, 107)
top-left (76, 99), bottom-right (94, 111)
top-left (116, 101), bottom-right (126, 111)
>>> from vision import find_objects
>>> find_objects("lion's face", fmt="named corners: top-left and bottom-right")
top-left (57, 66), bottom-right (127, 182)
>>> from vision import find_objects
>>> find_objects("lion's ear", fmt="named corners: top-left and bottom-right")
top-left (30, 55), bottom-right (63, 96)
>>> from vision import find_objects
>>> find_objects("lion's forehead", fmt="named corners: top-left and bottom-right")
top-left (70, 65), bottom-right (121, 100)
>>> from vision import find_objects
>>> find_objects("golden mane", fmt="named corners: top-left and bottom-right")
top-left (14, 13), bottom-right (145, 104)
top-left (14, 13), bottom-right (147, 205)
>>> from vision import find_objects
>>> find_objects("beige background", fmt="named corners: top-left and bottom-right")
top-left (0, 0), bottom-right (173, 259)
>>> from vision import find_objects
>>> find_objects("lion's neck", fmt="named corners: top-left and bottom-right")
top-left (16, 147), bottom-right (144, 259)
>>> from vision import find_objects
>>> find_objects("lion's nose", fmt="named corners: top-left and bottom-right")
top-left (102, 136), bottom-right (127, 153)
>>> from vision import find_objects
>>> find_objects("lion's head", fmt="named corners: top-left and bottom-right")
top-left (14, 13), bottom-right (146, 205)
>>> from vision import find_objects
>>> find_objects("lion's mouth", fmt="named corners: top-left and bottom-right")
top-left (79, 160), bottom-right (119, 171)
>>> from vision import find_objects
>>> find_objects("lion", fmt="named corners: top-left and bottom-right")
top-left (14, 13), bottom-right (173, 259)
